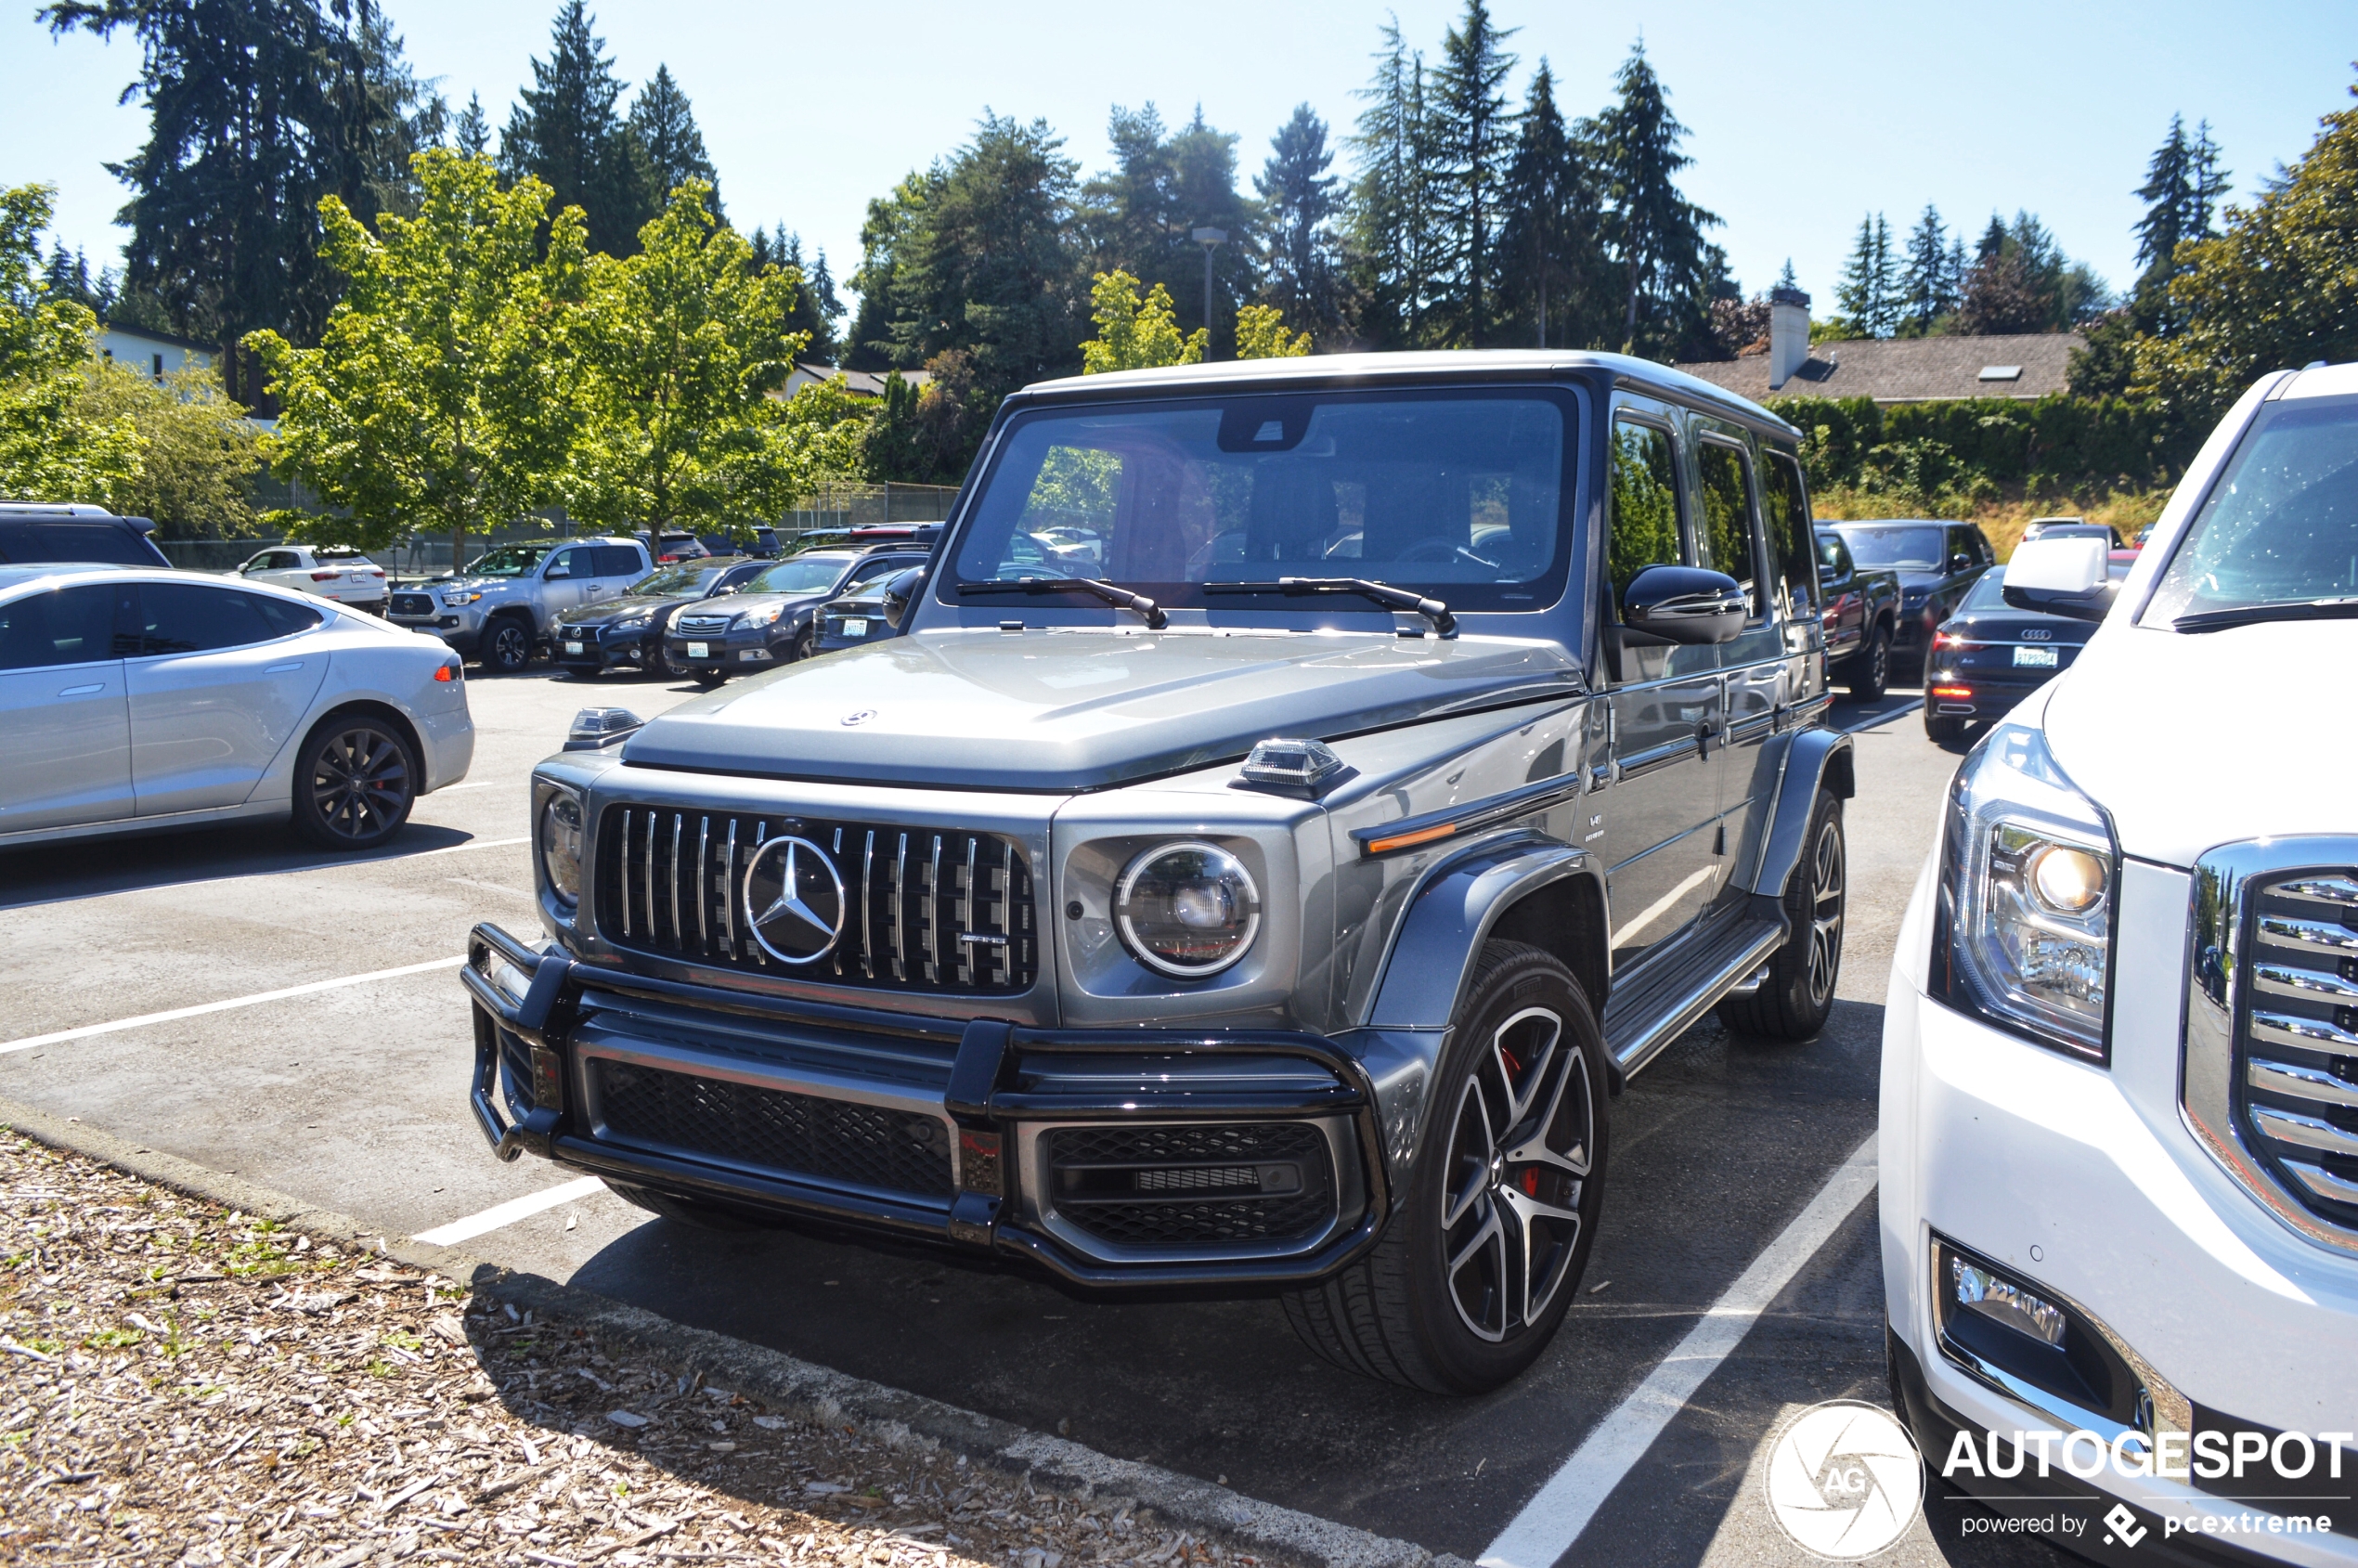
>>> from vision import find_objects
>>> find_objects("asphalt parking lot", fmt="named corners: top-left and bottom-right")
top-left (0, 660), bottom-right (2069, 1568)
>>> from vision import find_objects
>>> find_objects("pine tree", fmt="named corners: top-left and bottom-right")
top-left (500, 1), bottom-right (652, 255)
top-left (1898, 204), bottom-right (1952, 333)
top-left (1591, 41), bottom-right (1717, 356)
top-left (628, 64), bottom-right (718, 213)
top-left (453, 92), bottom-right (492, 158)
top-left (1776, 258), bottom-right (1798, 292)
top-left (1254, 104), bottom-right (1342, 343)
top-left (1427, 0), bottom-right (1518, 345)
top-left (1165, 106), bottom-right (1255, 350)
top-left (1347, 19), bottom-right (1442, 348)
top-left (2189, 121), bottom-right (2229, 238)
top-left (1497, 61), bottom-right (1602, 348)
top-left (2133, 115), bottom-right (2194, 277)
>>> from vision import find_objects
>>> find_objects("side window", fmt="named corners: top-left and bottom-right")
top-left (1607, 419), bottom-right (1683, 618)
top-left (1815, 532), bottom-right (1853, 585)
top-left (846, 558), bottom-right (910, 592)
top-left (543, 548), bottom-right (580, 579)
top-left (1694, 439), bottom-right (1760, 613)
top-left (0, 584), bottom-right (129, 669)
top-left (135, 582), bottom-right (315, 655)
top-left (268, 550), bottom-right (302, 570)
top-left (598, 545), bottom-right (644, 577)
top-left (1764, 452), bottom-right (1820, 614)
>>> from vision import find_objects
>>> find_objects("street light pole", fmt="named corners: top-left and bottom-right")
top-left (1191, 227), bottom-right (1226, 357)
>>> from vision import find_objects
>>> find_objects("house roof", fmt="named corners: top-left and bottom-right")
top-left (1674, 331), bottom-right (2083, 405)
top-left (98, 321), bottom-right (217, 355)
top-left (782, 363), bottom-right (935, 399)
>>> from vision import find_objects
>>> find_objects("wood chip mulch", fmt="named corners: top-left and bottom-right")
top-left (0, 1132), bottom-right (1256, 1568)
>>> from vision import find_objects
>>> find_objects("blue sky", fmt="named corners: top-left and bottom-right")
top-left (5, 0), bottom-right (2352, 329)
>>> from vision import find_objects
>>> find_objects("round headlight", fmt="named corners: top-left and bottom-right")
top-left (1113, 841), bottom-right (1260, 978)
top-left (540, 792), bottom-right (584, 904)
top-left (2028, 842), bottom-right (2106, 914)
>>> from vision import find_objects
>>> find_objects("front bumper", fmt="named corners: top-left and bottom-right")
top-left (1881, 853), bottom-right (2358, 1562)
top-left (462, 923), bottom-right (1391, 1289)
top-left (664, 621), bottom-right (789, 669)
top-left (1923, 670), bottom-right (2049, 722)
top-left (554, 624), bottom-right (655, 672)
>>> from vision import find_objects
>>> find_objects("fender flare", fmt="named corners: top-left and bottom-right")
top-left (1364, 835), bottom-right (1603, 1033)
top-left (1746, 725), bottom-right (1854, 901)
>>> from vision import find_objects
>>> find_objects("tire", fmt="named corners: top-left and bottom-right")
top-left (291, 715), bottom-right (419, 850)
top-left (1845, 623), bottom-right (1890, 700)
top-left (1283, 940), bottom-right (1608, 1393)
top-left (694, 666), bottom-right (726, 685)
top-left (483, 616), bottom-right (534, 674)
top-left (787, 625), bottom-right (816, 662)
top-left (603, 1180), bottom-right (776, 1232)
top-left (645, 639), bottom-right (677, 680)
top-left (1924, 711), bottom-right (1967, 745)
top-left (1717, 789), bottom-right (1846, 1041)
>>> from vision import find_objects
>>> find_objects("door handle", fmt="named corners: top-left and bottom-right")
top-left (58, 683), bottom-right (105, 697)
top-left (265, 661), bottom-right (304, 674)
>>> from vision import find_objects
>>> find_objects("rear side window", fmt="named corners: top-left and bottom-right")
top-left (0, 583), bottom-right (133, 669)
top-left (596, 545), bottom-right (644, 576)
top-left (1694, 439), bottom-right (1759, 610)
top-left (1607, 419), bottom-right (1683, 617)
top-left (1767, 455), bottom-right (1820, 614)
top-left (0, 521), bottom-right (162, 566)
top-left (135, 582), bottom-right (321, 654)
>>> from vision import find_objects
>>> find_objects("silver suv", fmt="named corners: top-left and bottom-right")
top-left (464, 352), bottom-right (1856, 1393)
top-left (389, 538), bottom-right (651, 672)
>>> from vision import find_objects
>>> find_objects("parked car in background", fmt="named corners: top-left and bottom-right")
top-left (1921, 555), bottom-right (2132, 743)
top-left (234, 543), bottom-right (389, 615)
top-left (813, 564), bottom-right (926, 654)
top-left (1813, 527), bottom-right (1900, 699)
top-left (696, 526), bottom-right (781, 559)
top-left (388, 537), bottom-right (652, 674)
top-left (1883, 364), bottom-right (2358, 1554)
top-left (637, 529), bottom-right (710, 564)
top-left (552, 557), bottom-right (769, 680)
top-left (0, 503), bottom-right (171, 567)
top-left (1823, 518), bottom-right (1993, 672)
top-left (2021, 515), bottom-right (2131, 548)
top-left (0, 564), bottom-right (471, 851)
top-left (665, 544), bottom-right (931, 680)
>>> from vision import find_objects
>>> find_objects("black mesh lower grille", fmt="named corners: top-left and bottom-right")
top-left (391, 592), bottom-right (434, 616)
top-left (1046, 1122), bottom-right (1335, 1249)
top-left (594, 1060), bottom-right (953, 1199)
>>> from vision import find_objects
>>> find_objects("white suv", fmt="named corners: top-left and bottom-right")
top-left (1882, 364), bottom-right (2358, 1558)
top-left (235, 544), bottom-right (389, 613)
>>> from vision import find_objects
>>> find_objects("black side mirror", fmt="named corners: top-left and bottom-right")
top-left (1950, 552), bottom-right (1975, 572)
top-left (1622, 564), bottom-right (1747, 646)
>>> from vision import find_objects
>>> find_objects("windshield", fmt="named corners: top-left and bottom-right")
top-left (1837, 525), bottom-right (1945, 570)
top-left (744, 556), bottom-right (852, 595)
top-left (950, 389), bottom-right (1575, 614)
top-left (629, 563), bottom-right (725, 597)
top-left (463, 543), bottom-right (552, 577)
top-left (2146, 395), bottom-right (2358, 623)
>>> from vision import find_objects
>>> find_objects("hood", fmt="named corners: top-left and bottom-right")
top-left (622, 628), bottom-right (1585, 791)
top-left (706, 586), bottom-right (836, 616)
top-left (558, 592), bottom-right (697, 627)
top-left (2043, 619), bottom-right (2358, 866)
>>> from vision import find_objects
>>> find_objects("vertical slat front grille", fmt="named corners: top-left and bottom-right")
top-left (595, 803), bottom-right (1039, 994)
top-left (2237, 872), bottom-right (2358, 1231)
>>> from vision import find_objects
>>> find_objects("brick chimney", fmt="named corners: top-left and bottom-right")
top-left (1768, 287), bottom-right (1810, 391)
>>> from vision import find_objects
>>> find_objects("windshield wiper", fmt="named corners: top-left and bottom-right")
top-left (2170, 597), bottom-right (2358, 634)
top-left (955, 576), bottom-right (1167, 629)
top-left (1204, 577), bottom-right (1457, 636)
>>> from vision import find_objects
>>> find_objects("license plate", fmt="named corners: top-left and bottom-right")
top-left (2013, 646), bottom-right (2059, 667)
top-left (685, 641), bottom-right (708, 659)
top-left (564, 640), bottom-right (584, 655)
top-left (843, 618), bottom-right (869, 638)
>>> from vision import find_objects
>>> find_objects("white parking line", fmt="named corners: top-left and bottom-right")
top-left (1842, 698), bottom-right (1925, 733)
top-left (0, 957), bottom-right (467, 1055)
top-left (1479, 1132), bottom-right (1880, 1568)
top-left (413, 1176), bottom-right (607, 1246)
top-left (419, 836), bottom-right (529, 855)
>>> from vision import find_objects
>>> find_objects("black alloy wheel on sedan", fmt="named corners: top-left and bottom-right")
top-left (292, 717), bottom-right (418, 849)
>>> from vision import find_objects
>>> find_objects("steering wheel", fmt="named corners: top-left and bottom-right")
top-left (1394, 537), bottom-right (1465, 564)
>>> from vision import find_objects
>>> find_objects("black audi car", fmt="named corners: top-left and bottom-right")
top-left (551, 557), bottom-right (766, 679)
top-left (1823, 518), bottom-right (1994, 672)
top-left (1922, 556), bottom-right (2132, 743)
top-left (665, 544), bottom-right (930, 681)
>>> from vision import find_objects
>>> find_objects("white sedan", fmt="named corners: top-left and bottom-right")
top-left (0, 564), bottom-right (473, 851)
top-left (233, 543), bottom-right (389, 614)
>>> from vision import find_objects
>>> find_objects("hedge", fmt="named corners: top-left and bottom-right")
top-left (1766, 393), bottom-right (2204, 498)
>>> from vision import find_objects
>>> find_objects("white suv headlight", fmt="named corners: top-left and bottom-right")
top-left (1933, 721), bottom-right (2114, 1059)
top-left (1113, 841), bottom-right (1261, 978)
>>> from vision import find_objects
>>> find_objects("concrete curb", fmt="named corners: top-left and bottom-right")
top-left (0, 1096), bottom-right (1458, 1568)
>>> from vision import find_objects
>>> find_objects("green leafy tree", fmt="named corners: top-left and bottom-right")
top-left (2135, 74), bottom-right (2358, 413)
top-left (1957, 212), bottom-right (2109, 334)
top-left (1234, 303), bottom-right (1309, 358)
top-left (571, 180), bottom-right (810, 533)
top-left (500, 1), bottom-right (652, 255)
top-left (628, 64), bottom-right (719, 213)
top-left (1254, 104), bottom-right (1346, 343)
top-left (74, 359), bottom-right (262, 536)
top-left (1591, 41), bottom-right (1718, 356)
top-left (0, 184), bottom-right (143, 503)
top-left (246, 150), bottom-right (589, 562)
top-left (42, 0), bottom-right (442, 404)
top-left (1080, 269), bottom-right (1204, 372)
top-left (1427, 0), bottom-right (1518, 345)
top-left (1077, 104), bottom-right (1257, 351)
top-left (1497, 60), bottom-right (1604, 348)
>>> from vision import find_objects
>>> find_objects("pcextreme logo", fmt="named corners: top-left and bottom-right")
top-left (1764, 1401), bottom-right (1925, 1559)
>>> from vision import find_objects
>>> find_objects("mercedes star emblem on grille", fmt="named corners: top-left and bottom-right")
top-left (740, 836), bottom-right (848, 964)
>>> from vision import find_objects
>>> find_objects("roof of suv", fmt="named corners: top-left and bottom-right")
top-left (1016, 349), bottom-right (1804, 441)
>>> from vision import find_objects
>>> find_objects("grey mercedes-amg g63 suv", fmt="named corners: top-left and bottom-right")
top-left (464, 351), bottom-right (1856, 1393)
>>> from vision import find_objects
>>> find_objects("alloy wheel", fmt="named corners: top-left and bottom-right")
top-left (1868, 632), bottom-right (1888, 691)
top-left (1440, 1005), bottom-right (1594, 1342)
top-left (1807, 815), bottom-right (1846, 1009)
top-left (310, 727), bottom-right (411, 842)
top-left (490, 622), bottom-right (530, 670)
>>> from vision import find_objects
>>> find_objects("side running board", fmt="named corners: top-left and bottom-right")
top-left (1601, 914), bottom-right (1788, 1080)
